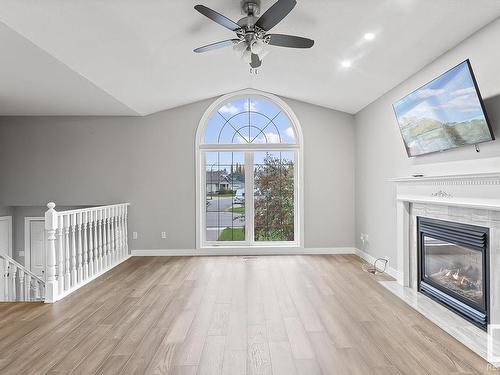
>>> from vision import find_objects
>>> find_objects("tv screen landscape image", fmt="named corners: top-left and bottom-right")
top-left (393, 60), bottom-right (494, 157)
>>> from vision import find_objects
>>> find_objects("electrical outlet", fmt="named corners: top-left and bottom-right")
top-left (161, 232), bottom-right (167, 239)
top-left (132, 232), bottom-right (138, 240)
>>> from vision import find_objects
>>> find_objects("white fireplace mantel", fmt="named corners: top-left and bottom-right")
top-left (391, 172), bottom-right (500, 213)
top-left (391, 172), bottom-right (500, 286)
top-left (388, 171), bottom-right (500, 361)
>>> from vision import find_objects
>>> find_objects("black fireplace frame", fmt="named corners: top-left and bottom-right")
top-left (417, 216), bottom-right (489, 330)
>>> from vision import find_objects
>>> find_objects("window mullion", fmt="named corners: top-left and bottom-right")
top-left (245, 152), bottom-right (254, 245)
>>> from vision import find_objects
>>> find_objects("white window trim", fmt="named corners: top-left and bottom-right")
top-left (195, 89), bottom-right (304, 250)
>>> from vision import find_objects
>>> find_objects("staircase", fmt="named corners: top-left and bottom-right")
top-left (1, 254), bottom-right (45, 301)
top-left (0, 202), bottom-right (130, 303)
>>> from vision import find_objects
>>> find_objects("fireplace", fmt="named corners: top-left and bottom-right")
top-left (417, 217), bottom-right (489, 330)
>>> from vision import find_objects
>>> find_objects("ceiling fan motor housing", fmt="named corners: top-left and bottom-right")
top-left (241, 0), bottom-right (260, 16)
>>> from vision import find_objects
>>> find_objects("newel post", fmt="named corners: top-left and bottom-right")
top-left (45, 202), bottom-right (59, 303)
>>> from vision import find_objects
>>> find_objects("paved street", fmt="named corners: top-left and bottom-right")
top-left (206, 196), bottom-right (245, 240)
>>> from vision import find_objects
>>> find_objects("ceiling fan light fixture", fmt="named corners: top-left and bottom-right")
top-left (233, 41), bottom-right (247, 55)
top-left (250, 39), bottom-right (266, 55)
top-left (242, 47), bottom-right (253, 63)
top-left (259, 50), bottom-right (269, 59)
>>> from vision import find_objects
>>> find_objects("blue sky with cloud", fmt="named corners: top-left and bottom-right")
top-left (203, 97), bottom-right (296, 166)
top-left (204, 97), bottom-right (296, 145)
top-left (393, 61), bottom-right (486, 124)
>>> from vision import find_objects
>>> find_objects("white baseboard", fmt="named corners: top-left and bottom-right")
top-left (354, 248), bottom-right (401, 282)
top-left (131, 247), bottom-right (357, 257)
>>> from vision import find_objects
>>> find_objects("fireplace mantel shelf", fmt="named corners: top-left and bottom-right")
top-left (389, 172), bottom-right (500, 185)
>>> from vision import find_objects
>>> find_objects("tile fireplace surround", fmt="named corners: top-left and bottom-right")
top-left (387, 172), bottom-right (500, 362)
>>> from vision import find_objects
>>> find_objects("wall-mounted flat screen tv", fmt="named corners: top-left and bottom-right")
top-left (393, 60), bottom-right (494, 157)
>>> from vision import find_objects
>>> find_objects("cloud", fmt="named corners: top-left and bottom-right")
top-left (415, 88), bottom-right (445, 99)
top-left (264, 132), bottom-right (281, 143)
top-left (408, 101), bottom-right (436, 117)
top-left (244, 101), bottom-right (258, 112)
top-left (451, 87), bottom-right (476, 97)
top-left (219, 100), bottom-right (258, 116)
top-left (435, 93), bottom-right (480, 113)
top-left (219, 103), bottom-right (239, 116)
top-left (285, 127), bottom-right (295, 138)
top-left (242, 131), bottom-right (281, 144)
top-left (235, 135), bottom-right (250, 144)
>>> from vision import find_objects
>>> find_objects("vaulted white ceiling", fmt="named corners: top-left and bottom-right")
top-left (0, 0), bottom-right (499, 116)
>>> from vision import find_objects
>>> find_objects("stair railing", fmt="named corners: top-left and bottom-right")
top-left (0, 254), bottom-right (45, 301)
top-left (44, 202), bottom-right (130, 303)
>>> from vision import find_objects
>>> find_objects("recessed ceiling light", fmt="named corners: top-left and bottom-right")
top-left (364, 32), bottom-right (376, 41)
top-left (341, 60), bottom-right (352, 68)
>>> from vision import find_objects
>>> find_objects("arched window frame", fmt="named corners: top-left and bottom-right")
top-left (195, 89), bottom-right (304, 250)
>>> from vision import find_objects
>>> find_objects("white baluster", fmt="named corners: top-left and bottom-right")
top-left (93, 210), bottom-right (99, 273)
top-left (77, 212), bottom-right (83, 282)
top-left (102, 208), bottom-right (108, 270)
top-left (97, 210), bottom-right (103, 272)
top-left (107, 208), bottom-right (112, 265)
top-left (89, 212), bottom-right (95, 276)
top-left (57, 216), bottom-right (64, 293)
top-left (118, 207), bottom-right (122, 259)
top-left (39, 281), bottom-right (44, 301)
top-left (25, 274), bottom-right (31, 301)
top-left (124, 205), bottom-right (129, 255)
top-left (10, 264), bottom-right (17, 301)
top-left (18, 269), bottom-right (25, 301)
top-left (70, 214), bottom-right (77, 286)
top-left (82, 212), bottom-right (89, 280)
top-left (116, 206), bottom-right (122, 260)
top-left (64, 215), bottom-right (71, 290)
top-left (111, 207), bottom-right (116, 265)
top-left (34, 279), bottom-right (40, 300)
top-left (3, 258), bottom-right (8, 301)
top-left (45, 202), bottom-right (59, 303)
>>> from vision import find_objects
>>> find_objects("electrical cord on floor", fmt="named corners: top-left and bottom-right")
top-left (362, 257), bottom-right (389, 274)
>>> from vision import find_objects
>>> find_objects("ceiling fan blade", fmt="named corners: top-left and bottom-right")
top-left (194, 39), bottom-right (240, 53)
top-left (255, 0), bottom-right (296, 31)
top-left (194, 5), bottom-right (241, 31)
top-left (250, 53), bottom-right (262, 68)
top-left (267, 34), bottom-right (314, 48)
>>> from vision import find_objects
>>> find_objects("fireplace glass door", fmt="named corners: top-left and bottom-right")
top-left (422, 235), bottom-right (484, 310)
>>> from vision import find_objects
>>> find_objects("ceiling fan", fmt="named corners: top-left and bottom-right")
top-left (193, 0), bottom-right (314, 71)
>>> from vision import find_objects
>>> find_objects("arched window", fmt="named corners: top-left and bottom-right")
top-left (196, 91), bottom-right (303, 248)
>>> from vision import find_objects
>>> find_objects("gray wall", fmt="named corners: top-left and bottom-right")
top-left (0, 205), bottom-right (12, 217)
top-left (288, 99), bottom-right (355, 248)
top-left (0, 95), bottom-right (355, 251)
top-left (354, 18), bottom-right (500, 269)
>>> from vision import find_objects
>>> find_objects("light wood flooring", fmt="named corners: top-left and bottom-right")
top-left (0, 255), bottom-right (496, 374)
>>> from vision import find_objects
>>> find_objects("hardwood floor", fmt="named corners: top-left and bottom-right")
top-left (0, 255), bottom-right (495, 374)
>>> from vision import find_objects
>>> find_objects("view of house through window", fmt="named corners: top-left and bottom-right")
top-left (200, 95), bottom-right (300, 246)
